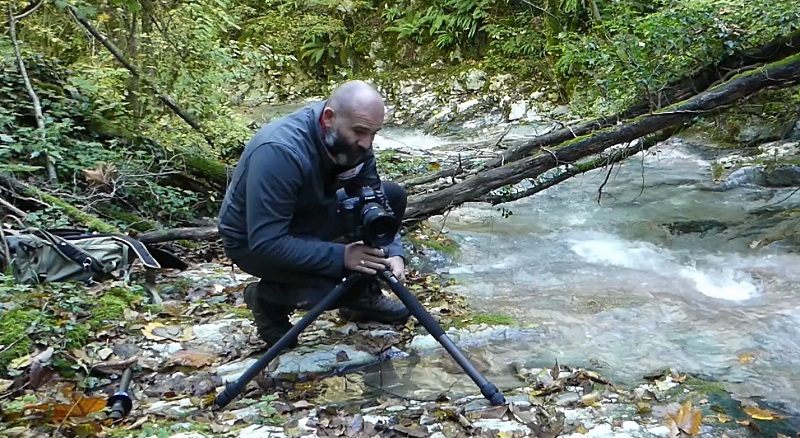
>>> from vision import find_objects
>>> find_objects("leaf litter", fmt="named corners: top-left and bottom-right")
top-left (0, 238), bottom-right (796, 437)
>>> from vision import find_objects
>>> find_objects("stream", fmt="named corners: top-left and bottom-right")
top-left (364, 129), bottom-right (800, 416)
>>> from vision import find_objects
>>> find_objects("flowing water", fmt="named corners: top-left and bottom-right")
top-left (365, 129), bottom-right (800, 414)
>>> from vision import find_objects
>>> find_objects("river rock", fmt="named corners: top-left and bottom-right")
top-left (711, 164), bottom-right (800, 191)
top-left (788, 119), bottom-right (800, 141)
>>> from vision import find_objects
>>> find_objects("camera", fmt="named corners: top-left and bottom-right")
top-left (339, 186), bottom-right (400, 248)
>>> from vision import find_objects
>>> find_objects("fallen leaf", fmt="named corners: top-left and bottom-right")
top-left (716, 413), bottom-right (732, 423)
top-left (167, 350), bottom-right (217, 368)
top-left (141, 322), bottom-right (193, 341)
top-left (738, 353), bottom-right (756, 364)
top-left (28, 396), bottom-right (107, 421)
top-left (743, 406), bottom-right (785, 421)
top-left (667, 400), bottom-right (702, 435)
top-left (0, 379), bottom-right (12, 392)
top-left (9, 354), bottom-right (31, 369)
top-left (393, 424), bottom-right (428, 437)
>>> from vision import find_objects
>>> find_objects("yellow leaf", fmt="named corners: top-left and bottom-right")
top-left (738, 353), bottom-right (756, 364)
top-left (743, 406), bottom-right (785, 421)
top-left (667, 400), bottom-right (702, 435)
top-left (576, 425), bottom-right (589, 434)
top-left (9, 354), bottom-right (31, 369)
top-left (0, 379), bottom-right (13, 392)
top-left (715, 413), bottom-right (732, 423)
top-left (636, 402), bottom-right (652, 414)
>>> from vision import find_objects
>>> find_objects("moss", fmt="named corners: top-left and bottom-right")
top-left (450, 312), bottom-right (518, 329)
top-left (88, 287), bottom-right (143, 329)
top-left (0, 309), bottom-right (39, 369)
top-left (408, 234), bottom-right (459, 256)
top-left (65, 322), bottom-right (90, 349)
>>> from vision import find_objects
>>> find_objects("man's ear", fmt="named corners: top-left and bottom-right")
top-left (321, 107), bottom-right (335, 129)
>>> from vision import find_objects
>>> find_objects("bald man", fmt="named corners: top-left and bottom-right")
top-left (218, 80), bottom-right (410, 347)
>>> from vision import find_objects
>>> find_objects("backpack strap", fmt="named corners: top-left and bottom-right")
top-left (51, 230), bottom-right (188, 271)
top-left (26, 228), bottom-right (111, 279)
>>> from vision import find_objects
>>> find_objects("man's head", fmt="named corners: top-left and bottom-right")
top-left (321, 80), bottom-right (385, 167)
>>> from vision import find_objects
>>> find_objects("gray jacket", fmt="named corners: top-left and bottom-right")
top-left (217, 101), bottom-right (403, 281)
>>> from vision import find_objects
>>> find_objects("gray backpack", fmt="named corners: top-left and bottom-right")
top-left (0, 228), bottom-right (186, 287)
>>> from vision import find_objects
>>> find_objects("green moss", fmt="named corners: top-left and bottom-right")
top-left (0, 309), bottom-right (39, 369)
top-left (450, 312), bottom-right (518, 329)
top-left (65, 322), bottom-right (90, 349)
top-left (88, 287), bottom-right (144, 329)
top-left (408, 234), bottom-right (459, 256)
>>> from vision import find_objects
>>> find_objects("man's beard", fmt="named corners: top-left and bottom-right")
top-left (324, 129), bottom-right (366, 167)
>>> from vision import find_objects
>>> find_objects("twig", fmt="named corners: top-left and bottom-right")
top-left (7, 4), bottom-right (57, 183)
top-left (0, 195), bottom-right (26, 218)
top-left (761, 186), bottom-right (800, 208)
top-left (596, 161), bottom-right (615, 203)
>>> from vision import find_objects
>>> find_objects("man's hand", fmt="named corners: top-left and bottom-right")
top-left (387, 255), bottom-right (405, 285)
top-left (344, 242), bottom-right (389, 275)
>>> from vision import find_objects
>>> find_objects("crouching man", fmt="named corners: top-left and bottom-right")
top-left (217, 80), bottom-right (410, 347)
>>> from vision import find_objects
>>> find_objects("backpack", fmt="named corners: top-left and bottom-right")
top-left (0, 227), bottom-right (187, 287)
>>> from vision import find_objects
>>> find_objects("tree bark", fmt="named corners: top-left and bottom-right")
top-left (480, 28), bottom-right (800, 170)
top-left (136, 226), bottom-right (219, 244)
top-left (402, 53), bottom-right (800, 225)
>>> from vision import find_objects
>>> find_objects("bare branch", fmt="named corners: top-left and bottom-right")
top-left (7, 4), bottom-right (58, 183)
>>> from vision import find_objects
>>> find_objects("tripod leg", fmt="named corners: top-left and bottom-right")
top-left (377, 270), bottom-right (506, 406)
top-left (213, 273), bottom-right (364, 410)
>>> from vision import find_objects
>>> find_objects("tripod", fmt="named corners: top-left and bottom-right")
top-left (212, 269), bottom-right (506, 409)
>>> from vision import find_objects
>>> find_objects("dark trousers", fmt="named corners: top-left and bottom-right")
top-left (225, 181), bottom-right (407, 309)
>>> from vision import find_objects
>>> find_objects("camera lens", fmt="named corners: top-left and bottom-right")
top-left (362, 203), bottom-right (399, 247)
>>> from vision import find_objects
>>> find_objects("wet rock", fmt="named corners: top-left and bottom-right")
top-left (408, 325), bottom-right (526, 352)
top-left (710, 163), bottom-right (800, 191)
top-left (272, 344), bottom-right (377, 375)
top-left (462, 69), bottom-right (487, 91)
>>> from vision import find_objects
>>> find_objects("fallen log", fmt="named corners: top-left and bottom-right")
top-left (136, 226), bottom-right (218, 244)
top-left (479, 28), bottom-right (800, 170)
top-left (402, 53), bottom-right (800, 225)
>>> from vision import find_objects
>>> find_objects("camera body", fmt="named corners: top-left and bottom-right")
top-left (339, 186), bottom-right (400, 248)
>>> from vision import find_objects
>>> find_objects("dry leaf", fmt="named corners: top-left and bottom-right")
top-left (82, 162), bottom-right (118, 189)
top-left (0, 379), bottom-right (13, 392)
top-left (168, 350), bottom-right (217, 368)
top-left (667, 400), bottom-right (702, 435)
top-left (141, 322), bottom-right (193, 341)
top-left (28, 395), bottom-right (107, 421)
top-left (738, 353), bottom-right (756, 364)
top-left (743, 406), bottom-right (785, 421)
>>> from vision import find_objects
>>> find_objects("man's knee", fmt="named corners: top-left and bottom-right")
top-left (381, 181), bottom-right (407, 219)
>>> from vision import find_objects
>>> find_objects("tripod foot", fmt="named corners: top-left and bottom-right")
top-left (484, 385), bottom-right (506, 406)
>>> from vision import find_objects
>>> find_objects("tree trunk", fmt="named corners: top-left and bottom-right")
top-left (402, 53), bottom-right (800, 225)
top-left (480, 28), bottom-right (800, 170)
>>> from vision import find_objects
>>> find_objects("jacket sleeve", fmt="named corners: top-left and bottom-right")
top-left (343, 153), bottom-right (405, 259)
top-left (246, 143), bottom-right (346, 278)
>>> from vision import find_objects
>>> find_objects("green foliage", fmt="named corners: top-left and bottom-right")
top-left (0, 274), bottom-right (146, 374)
top-left (550, 0), bottom-right (800, 114)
